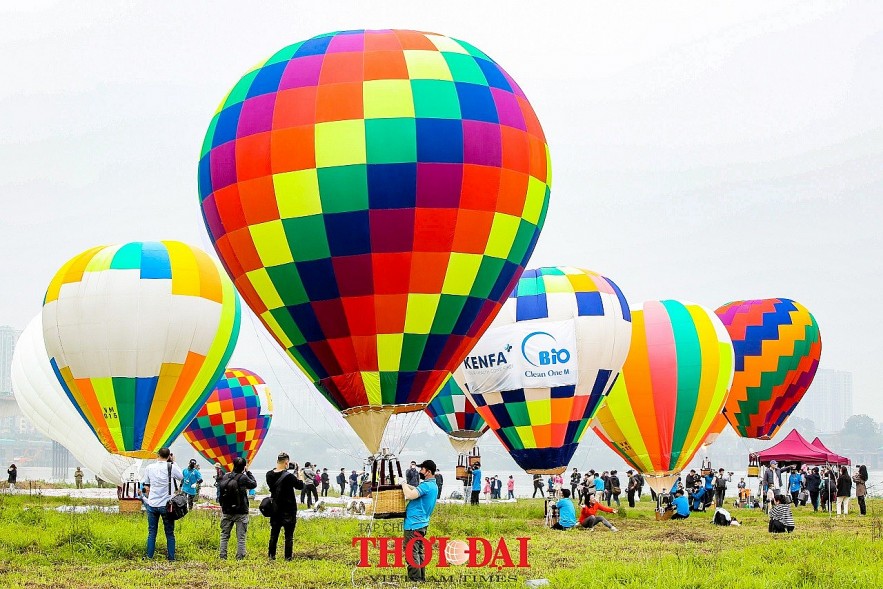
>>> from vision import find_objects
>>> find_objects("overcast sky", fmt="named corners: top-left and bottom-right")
top-left (2, 1), bottom-right (881, 447)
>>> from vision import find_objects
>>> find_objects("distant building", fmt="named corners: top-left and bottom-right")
top-left (791, 369), bottom-right (853, 433)
top-left (0, 325), bottom-right (23, 396)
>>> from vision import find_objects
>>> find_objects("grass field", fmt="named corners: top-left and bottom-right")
top-left (0, 492), bottom-right (880, 588)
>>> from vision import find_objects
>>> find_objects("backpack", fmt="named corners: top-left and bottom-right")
top-left (219, 473), bottom-right (243, 511)
top-left (715, 476), bottom-right (727, 490)
top-left (259, 471), bottom-right (291, 518)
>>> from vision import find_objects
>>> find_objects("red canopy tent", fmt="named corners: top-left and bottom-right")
top-left (755, 429), bottom-right (832, 465)
top-left (810, 437), bottom-right (851, 465)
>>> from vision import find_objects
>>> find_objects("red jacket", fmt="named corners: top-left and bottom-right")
top-left (579, 503), bottom-right (614, 524)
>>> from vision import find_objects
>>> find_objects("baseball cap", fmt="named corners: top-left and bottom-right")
top-left (417, 460), bottom-right (437, 474)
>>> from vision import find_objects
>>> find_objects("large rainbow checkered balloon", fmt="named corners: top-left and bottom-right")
top-left (183, 368), bottom-right (273, 471)
top-left (460, 267), bottom-right (631, 474)
top-left (42, 242), bottom-right (241, 459)
top-left (591, 300), bottom-right (734, 492)
top-left (715, 298), bottom-right (822, 440)
top-left (198, 30), bottom-right (551, 453)
top-left (425, 373), bottom-right (488, 455)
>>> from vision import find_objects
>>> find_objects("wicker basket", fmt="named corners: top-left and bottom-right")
top-left (373, 487), bottom-right (406, 519)
top-left (455, 465), bottom-right (468, 481)
top-left (118, 499), bottom-right (143, 514)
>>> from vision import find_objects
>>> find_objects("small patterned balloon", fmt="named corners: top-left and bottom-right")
top-left (183, 368), bottom-right (273, 471)
top-left (715, 298), bottom-right (821, 440)
top-left (425, 374), bottom-right (488, 454)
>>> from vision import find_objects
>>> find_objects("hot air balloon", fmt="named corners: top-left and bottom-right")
top-left (198, 30), bottom-right (551, 454)
top-left (715, 298), bottom-right (821, 440)
top-left (183, 368), bottom-right (273, 471)
top-left (12, 315), bottom-right (140, 486)
top-left (700, 413), bottom-right (730, 450)
top-left (425, 373), bottom-right (488, 455)
top-left (42, 241), bottom-right (241, 459)
top-left (459, 267), bottom-right (631, 474)
top-left (591, 300), bottom-right (734, 492)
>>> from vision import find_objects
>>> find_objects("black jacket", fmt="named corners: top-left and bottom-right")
top-left (836, 474), bottom-right (852, 497)
top-left (266, 469), bottom-right (304, 522)
top-left (805, 473), bottom-right (821, 492)
top-left (221, 470), bottom-right (258, 515)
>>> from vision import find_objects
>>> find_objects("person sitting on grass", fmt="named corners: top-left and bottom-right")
top-left (579, 493), bottom-right (618, 531)
top-left (552, 488), bottom-right (577, 530)
top-left (670, 489), bottom-right (690, 520)
top-left (768, 494), bottom-right (795, 533)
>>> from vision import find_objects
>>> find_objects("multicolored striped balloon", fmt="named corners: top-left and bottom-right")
top-left (425, 373), bottom-right (488, 455)
top-left (183, 368), bottom-right (273, 471)
top-left (700, 412), bottom-right (730, 448)
top-left (42, 242), bottom-right (241, 459)
top-left (462, 267), bottom-right (631, 474)
top-left (591, 300), bottom-right (734, 492)
top-left (715, 298), bottom-right (822, 440)
top-left (198, 30), bottom-right (551, 453)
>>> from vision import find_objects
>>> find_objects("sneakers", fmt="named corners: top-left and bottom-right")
top-left (610, 526), bottom-right (619, 532)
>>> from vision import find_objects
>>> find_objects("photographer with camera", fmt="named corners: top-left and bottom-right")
top-left (218, 457), bottom-right (257, 560)
top-left (265, 453), bottom-right (304, 560)
top-left (140, 448), bottom-right (183, 561)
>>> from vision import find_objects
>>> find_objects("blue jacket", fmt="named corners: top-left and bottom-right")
top-left (672, 495), bottom-right (690, 517)
top-left (789, 473), bottom-right (803, 493)
top-left (181, 467), bottom-right (203, 496)
top-left (471, 469), bottom-right (482, 491)
top-left (556, 498), bottom-right (577, 529)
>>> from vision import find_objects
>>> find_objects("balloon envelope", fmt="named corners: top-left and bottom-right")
top-left (12, 315), bottom-right (139, 485)
top-left (42, 241), bottom-right (241, 458)
top-left (197, 30), bottom-right (551, 453)
top-left (591, 300), bottom-right (734, 492)
top-left (425, 373), bottom-right (488, 455)
top-left (461, 267), bottom-right (631, 474)
top-left (715, 298), bottom-right (821, 440)
top-left (183, 368), bottom-right (273, 471)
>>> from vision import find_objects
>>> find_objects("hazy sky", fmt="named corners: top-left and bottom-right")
top-left (2, 0), bottom-right (881, 447)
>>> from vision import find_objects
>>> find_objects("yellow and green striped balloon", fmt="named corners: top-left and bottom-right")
top-left (591, 300), bottom-right (734, 491)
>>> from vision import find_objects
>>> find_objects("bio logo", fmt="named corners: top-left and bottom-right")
top-left (521, 331), bottom-right (571, 367)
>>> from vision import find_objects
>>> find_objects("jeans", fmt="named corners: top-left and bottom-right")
top-left (321, 483), bottom-right (329, 497)
top-left (350, 484), bottom-right (357, 497)
top-left (809, 490), bottom-right (819, 511)
top-left (581, 515), bottom-right (614, 530)
top-left (339, 483), bottom-right (346, 495)
top-left (219, 513), bottom-right (249, 559)
top-left (404, 528), bottom-right (428, 582)
top-left (146, 505), bottom-right (175, 560)
top-left (269, 518), bottom-right (296, 560)
top-left (508, 490), bottom-right (514, 499)
top-left (532, 486), bottom-right (544, 498)
top-left (302, 484), bottom-right (318, 507)
top-left (715, 489), bottom-right (726, 508)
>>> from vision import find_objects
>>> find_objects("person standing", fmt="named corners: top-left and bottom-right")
top-left (570, 468), bottom-right (581, 498)
top-left (74, 467), bottom-right (84, 489)
top-left (853, 465), bottom-right (868, 516)
top-left (470, 463), bottom-right (482, 505)
top-left (836, 466), bottom-right (852, 516)
top-left (532, 474), bottom-right (544, 498)
top-left (320, 468), bottom-right (330, 497)
top-left (787, 469), bottom-right (803, 507)
top-left (713, 468), bottom-right (729, 508)
top-left (6, 464), bottom-right (16, 490)
top-left (301, 462), bottom-right (318, 508)
top-left (266, 452), bottom-right (304, 561)
top-left (349, 470), bottom-right (359, 497)
top-left (805, 467), bottom-right (821, 511)
top-left (181, 459), bottom-right (203, 511)
top-left (336, 468), bottom-right (346, 496)
top-left (626, 470), bottom-right (638, 508)
top-left (434, 470), bottom-right (443, 499)
top-left (213, 462), bottom-right (224, 503)
top-left (607, 470), bottom-right (621, 507)
top-left (405, 461), bottom-right (420, 487)
top-left (507, 475), bottom-right (515, 499)
top-left (218, 457), bottom-right (257, 560)
top-left (634, 472), bottom-right (645, 500)
top-left (593, 472), bottom-right (605, 500)
top-left (402, 459), bottom-right (439, 583)
top-left (140, 448), bottom-right (183, 561)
